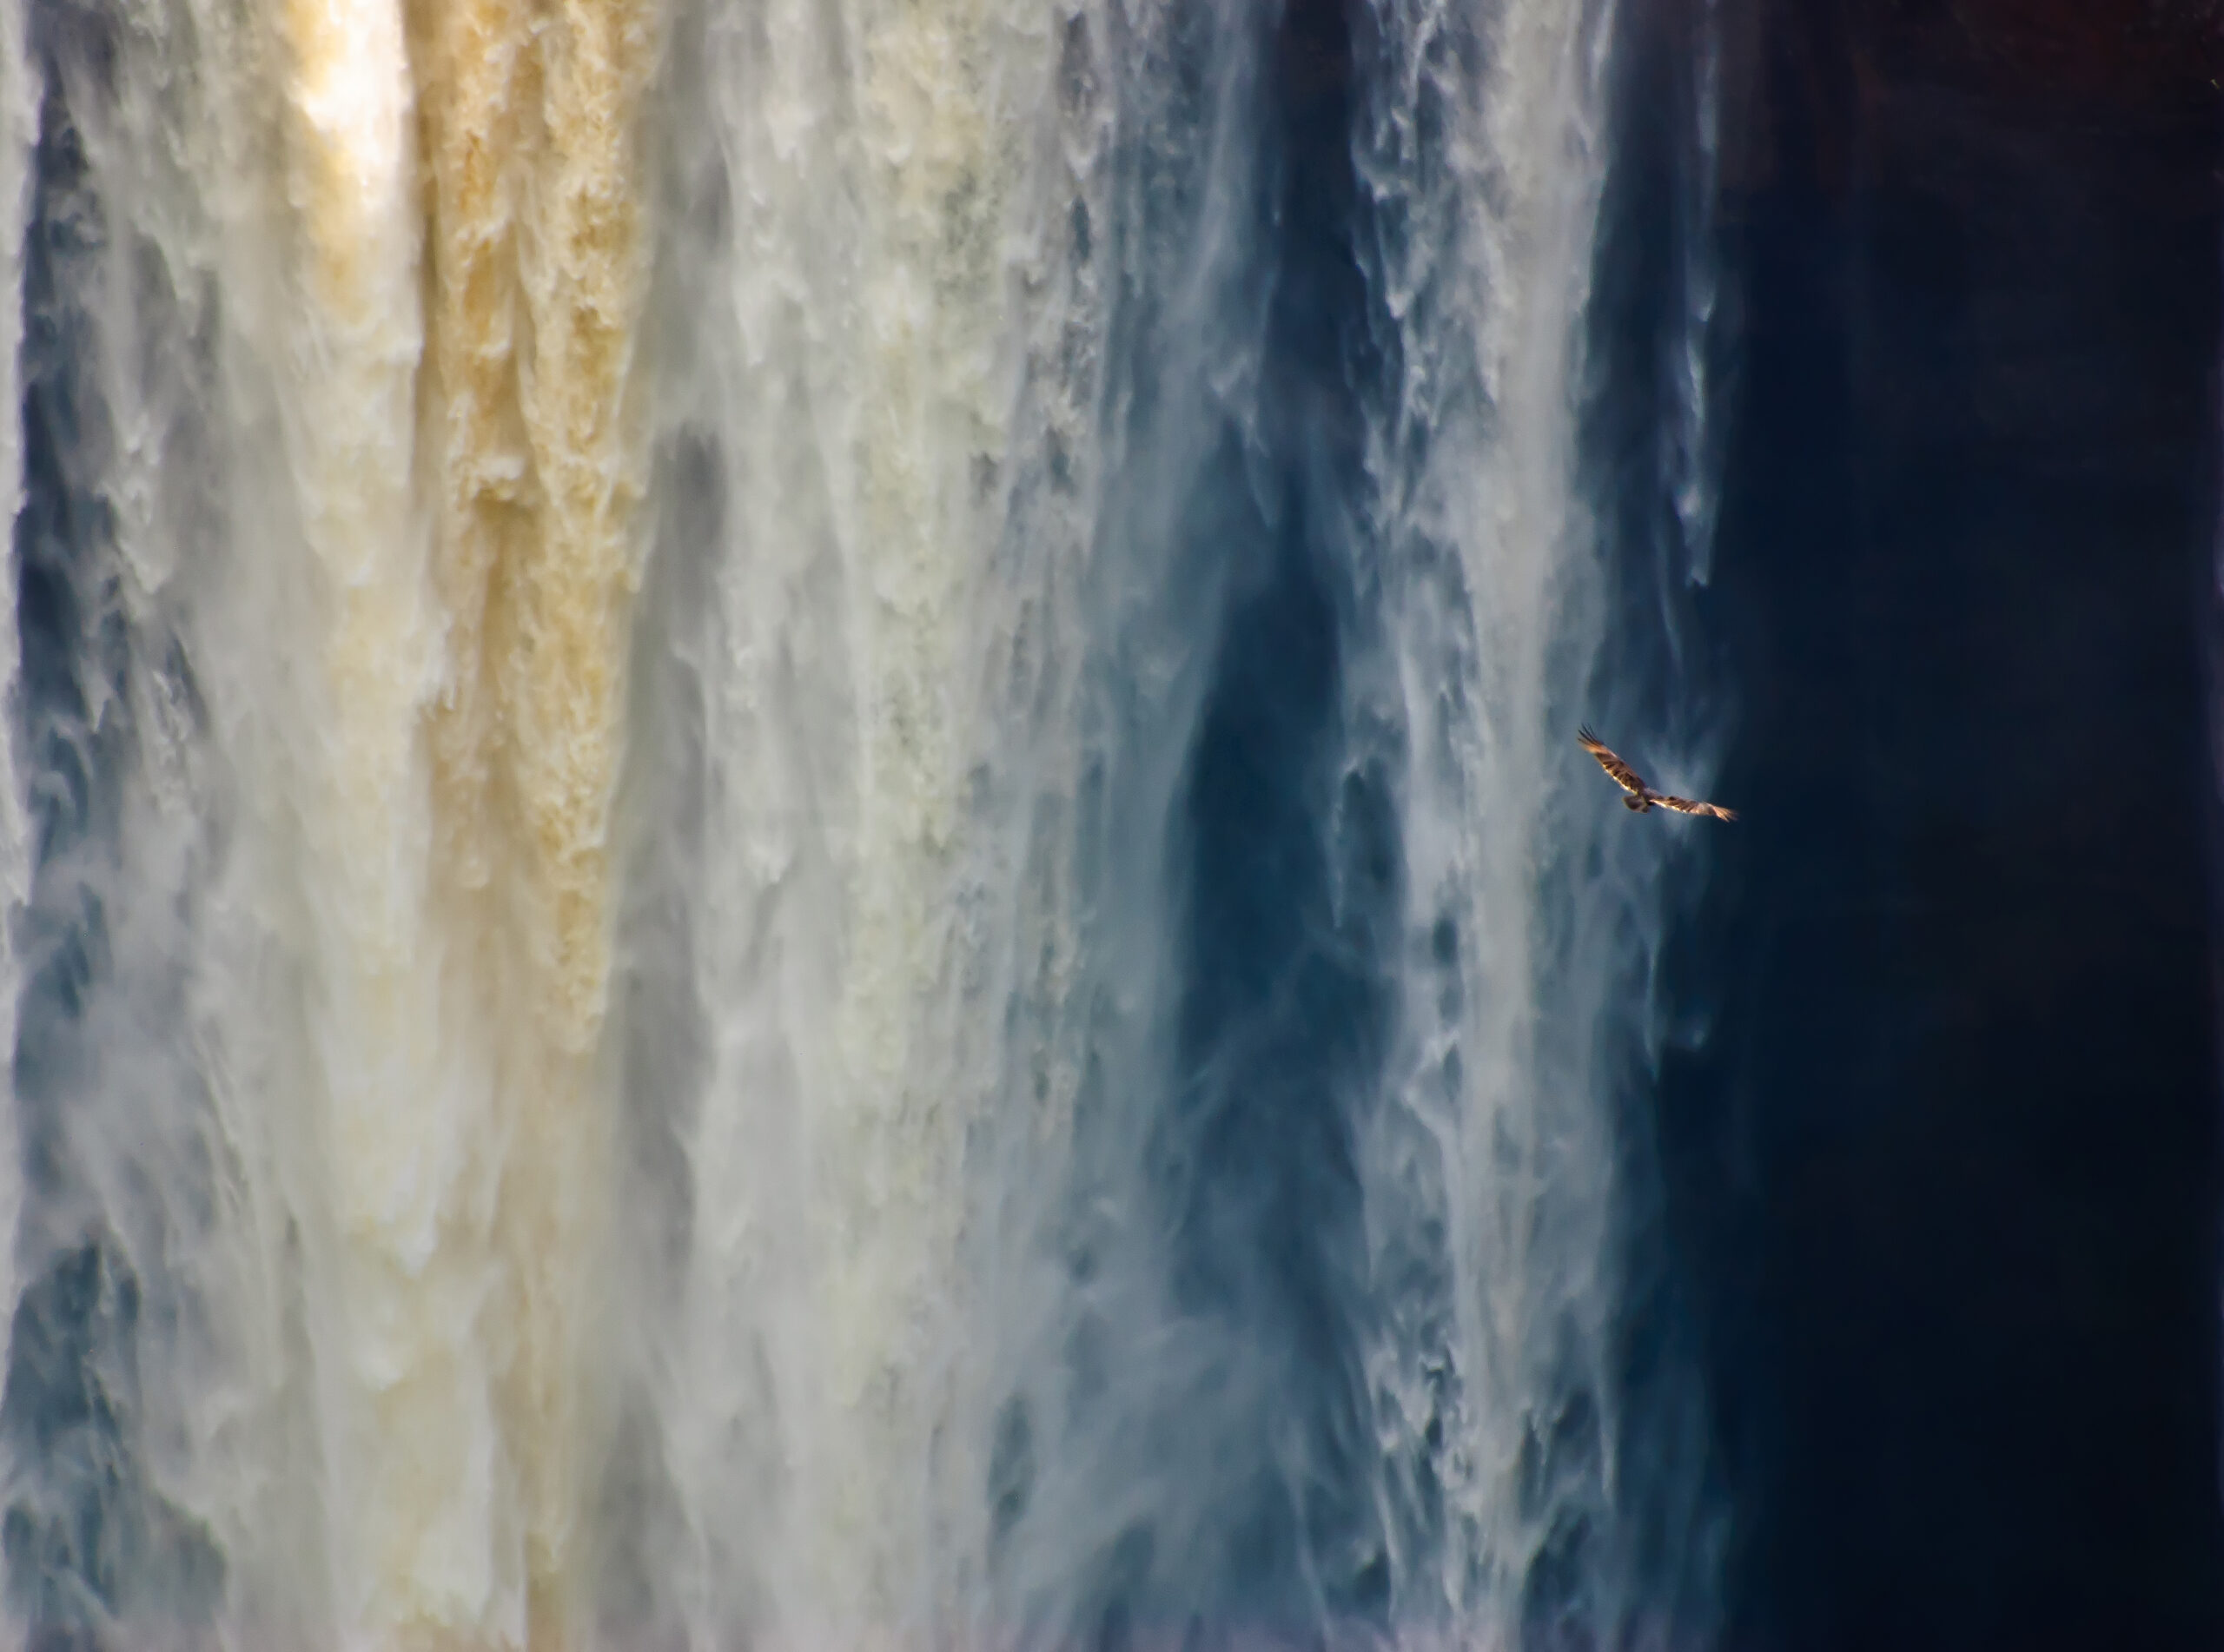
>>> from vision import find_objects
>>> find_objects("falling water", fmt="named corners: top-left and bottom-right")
top-left (0, 0), bottom-right (1719, 1646)
top-left (616, 0), bottom-right (1062, 1641)
top-left (0, 0), bottom-right (31, 1413)
top-left (1351, 0), bottom-right (1722, 1642)
top-left (8, 0), bottom-right (652, 1639)
top-left (1667, 0), bottom-right (1724, 591)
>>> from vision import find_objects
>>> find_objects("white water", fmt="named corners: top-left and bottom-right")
top-left (0, 0), bottom-right (34, 1417)
top-left (619, 0), bottom-right (1059, 1640)
top-left (1670, 0), bottom-right (1725, 591)
top-left (1351, 0), bottom-right (1692, 1641)
top-left (0, 0), bottom-right (1709, 1646)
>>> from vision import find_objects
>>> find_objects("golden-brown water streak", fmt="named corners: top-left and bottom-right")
top-left (272, 1), bottom-right (524, 1638)
top-left (406, 0), bottom-right (655, 1641)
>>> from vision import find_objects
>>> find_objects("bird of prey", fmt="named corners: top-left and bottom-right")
top-left (1577, 727), bottom-right (1737, 820)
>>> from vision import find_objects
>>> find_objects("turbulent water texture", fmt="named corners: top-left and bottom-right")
top-left (0, 0), bottom-right (1720, 1646)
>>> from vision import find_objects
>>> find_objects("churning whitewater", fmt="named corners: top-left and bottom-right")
top-left (0, 0), bottom-right (1718, 1646)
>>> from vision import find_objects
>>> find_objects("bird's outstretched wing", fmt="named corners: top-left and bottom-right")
top-left (1577, 726), bottom-right (1647, 796)
top-left (1651, 794), bottom-right (1738, 822)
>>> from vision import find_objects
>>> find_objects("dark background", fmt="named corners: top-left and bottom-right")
top-left (1642, 1), bottom-right (2224, 1646)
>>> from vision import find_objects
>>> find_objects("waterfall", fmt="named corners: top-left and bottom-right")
top-left (1667, 0), bottom-right (1724, 591)
top-left (8, 0), bottom-right (652, 1638)
top-left (0, 0), bottom-right (1720, 1645)
top-left (1351, 0), bottom-right (1722, 1642)
top-left (618, 0), bottom-right (1065, 1641)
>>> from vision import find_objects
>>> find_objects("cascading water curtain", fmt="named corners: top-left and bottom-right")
top-left (0, 0), bottom-right (1723, 1646)
top-left (1348, 0), bottom-right (1724, 1645)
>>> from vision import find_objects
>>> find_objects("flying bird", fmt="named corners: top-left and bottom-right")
top-left (1577, 726), bottom-right (1737, 821)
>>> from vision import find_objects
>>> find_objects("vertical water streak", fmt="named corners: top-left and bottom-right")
top-left (962, 1), bottom-right (1340, 1642)
top-left (0, 0), bottom-right (39, 1401)
top-left (267, 0), bottom-right (493, 1637)
top-left (917, 3), bottom-right (1143, 1642)
top-left (396, 11), bottom-right (539, 1624)
top-left (1350, 0), bottom-right (1708, 1642)
top-left (0, 0), bottom-right (659, 1639)
top-left (1669, 0), bottom-right (1724, 591)
top-left (0, 0), bottom-right (314, 1636)
top-left (623, 0), bottom-right (1052, 1642)
top-left (501, 4), bottom-right (655, 1639)
top-left (407, 0), bottom-right (657, 1635)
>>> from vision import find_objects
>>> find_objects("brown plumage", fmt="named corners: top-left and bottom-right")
top-left (1577, 726), bottom-right (1737, 821)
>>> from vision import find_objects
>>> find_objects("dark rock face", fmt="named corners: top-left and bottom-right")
top-left (1661, 1), bottom-right (2223, 1646)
